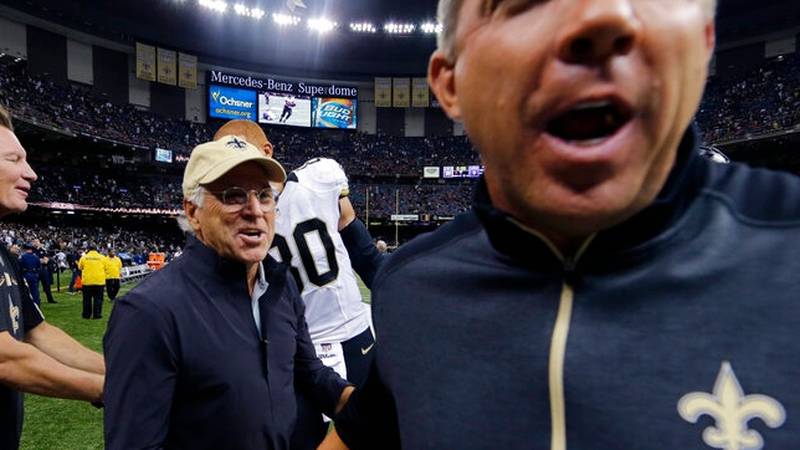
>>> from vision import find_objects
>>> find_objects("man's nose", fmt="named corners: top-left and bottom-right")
top-left (556, 0), bottom-right (640, 66)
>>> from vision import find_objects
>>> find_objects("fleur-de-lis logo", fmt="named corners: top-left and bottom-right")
top-left (678, 362), bottom-right (786, 450)
top-left (8, 297), bottom-right (19, 334)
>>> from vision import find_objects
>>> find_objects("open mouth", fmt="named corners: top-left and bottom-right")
top-left (239, 230), bottom-right (264, 238)
top-left (545, 99), bottom-right (633, 145)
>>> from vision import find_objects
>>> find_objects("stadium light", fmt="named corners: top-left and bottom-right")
top-left (198, 0), bottom-right (228, 13)
top-left (233, 3), bottom-right (265, 19)
top-left (308, 18), bottom-right (337, 33)
top-left (272, 13), bottom-right (301, 26)
top-left (384, 22), bottom-right (416, 34)
top-left (349, 22), bottom-right (376, 33)
top-left (420, 22), bottom-right (442, 34)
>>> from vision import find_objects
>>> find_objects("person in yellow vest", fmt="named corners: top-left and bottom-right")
top-left (104, 250), bottom-right (123, 302)
top-left (78, 244), bottom-right (106, 319)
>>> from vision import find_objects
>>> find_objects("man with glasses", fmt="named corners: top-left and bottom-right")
top-left (103, 135), bottom-right (354, 450)
top-left (213, 120), bottom-right (376, 449)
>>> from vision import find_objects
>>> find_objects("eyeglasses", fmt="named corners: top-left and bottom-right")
top-left (205, 187), bottom-right (276, 212)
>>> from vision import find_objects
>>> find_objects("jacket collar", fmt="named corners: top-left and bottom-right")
top-left (473, 126), bottom-right (708, 271)
top-left (182, 235), bottom-right (285, 283)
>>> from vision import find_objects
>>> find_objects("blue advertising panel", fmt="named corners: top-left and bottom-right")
top-left (312, 97), bottom-right (358, 129)
top-left (208, 85), bottom-right (257, 120)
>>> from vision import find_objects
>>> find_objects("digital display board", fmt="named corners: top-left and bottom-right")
top-left (154, 148), bottom-right (173, 163)
top-left (258, 92), bottom-right (311, 127)
top-left (443, 165), bottom-right (484, 179)
top-left (312, 97), bottom-right (357, 129)
top-left (208, 85), bottom-right (257, 121)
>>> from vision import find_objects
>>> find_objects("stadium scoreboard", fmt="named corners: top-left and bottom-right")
top-left (208, 70), bottom-right (358, 129)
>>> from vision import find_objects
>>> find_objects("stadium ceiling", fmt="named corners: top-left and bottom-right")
top-left (4, 0), bottom-right (800, 78)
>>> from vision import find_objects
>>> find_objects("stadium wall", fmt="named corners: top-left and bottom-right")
top-left (93, 46), bottom-right (129, 105)
top-left (377, 108), bottom-right (404, 137)
top-left (425, 108), bottom-right (454, 137)
top-left (67, 39), bottom-right (93, 85)
top-left (185, 69), bottom-right (206, 123)
top-left (150, 81), bottom-right (186, 120)
top-left (404, 108), bottom-right (425, 137)
top-left (0, 16), bottom-right (27, 59)
top-left (128, 67), bottom-right (151, 108)
top-left (358, 88), bottom-right (377, 134)
top-left (27, 26), bottom-right (67, 85)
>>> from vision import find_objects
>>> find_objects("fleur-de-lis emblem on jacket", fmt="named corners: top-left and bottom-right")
top-left (678, 361), bottom-right (786, 450)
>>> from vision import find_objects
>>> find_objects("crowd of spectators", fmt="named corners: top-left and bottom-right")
top-left (30, 165), bottom-right (182, 210)
top-left (1, 221), bottom-right (184, 266)
top-left (697, 53), bottom-right (800, 142)
top-left (349, 182), bottom-right (473, 218)
top-left (25, 162), bottom-right (473, 217)
top-left (1, 51), bottom-right (799, 220)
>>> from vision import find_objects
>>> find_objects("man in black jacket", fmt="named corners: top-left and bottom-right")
top-left (0, 104), bottom-right (105, 450)
top-left (323, 0), bottom-right (800, 449)
top-left (103, 135), bottom-right (353, 449)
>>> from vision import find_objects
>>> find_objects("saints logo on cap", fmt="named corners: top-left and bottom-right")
top-left (226, 137), bottom-right (248, 150)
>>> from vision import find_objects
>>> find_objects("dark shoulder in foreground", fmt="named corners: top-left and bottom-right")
top-left (703, 160), bottom-right (800, 225)
top-left (373, 211), bottom-right (483, 289)
top-left (115, 253), bottom-right (193, 310)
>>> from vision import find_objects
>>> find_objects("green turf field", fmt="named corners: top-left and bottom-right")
top-left (19, 276), bottom-right (370, 449)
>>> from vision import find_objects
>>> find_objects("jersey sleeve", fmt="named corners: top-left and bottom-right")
top-left (10, 253), bottom-right (45, 332)
top-left (20, 277), bottom-right (45, 331)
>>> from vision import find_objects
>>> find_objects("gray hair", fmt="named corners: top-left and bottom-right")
top-left (176, 186), bottom-right (206, 235)
top-left (436, 0), bottom-right (717, 61)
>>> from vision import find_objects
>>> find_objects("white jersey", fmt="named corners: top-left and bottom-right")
top-left (270, 158), bottom-right (370, 345)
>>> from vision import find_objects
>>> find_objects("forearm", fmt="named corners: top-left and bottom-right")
top-left (339, 218), bottom-right (384, 289)
top-left (26, 322), bottom-right (105, 374)
top-left (0, 338), bottom-right (103, 402)
top-left (318, 428), bottom-right (349, 450)
top-left (335, 385), bottom-right (355, 414)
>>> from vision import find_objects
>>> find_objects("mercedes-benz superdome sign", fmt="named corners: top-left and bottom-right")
top-left (208, 70), bottom-right (358, 129)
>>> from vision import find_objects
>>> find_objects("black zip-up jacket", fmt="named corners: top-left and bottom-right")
top-left (104, 236), bottom-right (349, 449)
top-left (335, 127), bottom-right (800, 449)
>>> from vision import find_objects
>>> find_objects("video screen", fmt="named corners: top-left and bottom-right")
top-left (258, 92), bottom-right (311, 128)
top-left (208, 85), bottom-right (257, 121)
top-left (443, 165), bottom-right (483, 179)
top-left (154, 148), bottom-right (173, 163)
top-left (312, 97), bottom-right (357, 129)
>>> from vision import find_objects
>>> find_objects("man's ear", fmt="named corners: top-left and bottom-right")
top-left (428, 50), bottom-right (462, 122)
top-left (263, 141), bottom-right (274, 158)
top-left (184, 199), bottom-right (202, 232)
top-left (704, 20), bottom-right (716, 64)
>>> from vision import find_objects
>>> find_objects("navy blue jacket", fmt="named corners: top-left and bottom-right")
top-left (103, 236), bottom-right (349, 450)
top-left (336, 128), bottom-right (800, 449)
top-left (17, 252), bottom-right (39, 279)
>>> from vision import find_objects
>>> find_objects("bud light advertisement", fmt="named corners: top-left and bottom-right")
top-left (312, 97), bottom-right (357, 129)
top-left (208, 85), bottom-right (257, 121)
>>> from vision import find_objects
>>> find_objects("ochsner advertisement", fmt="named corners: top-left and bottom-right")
top-left (312, 98), bottom-right (357, 129)
top-left (208, 85), bottom-right (257, 120)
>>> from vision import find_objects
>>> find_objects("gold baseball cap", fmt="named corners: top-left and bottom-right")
top-left (182, 135), bottom-right (286, 198)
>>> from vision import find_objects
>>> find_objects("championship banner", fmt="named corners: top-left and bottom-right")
top-left (157, 48), bottom-right (177, 85)
top-left (178, 53), bottom-right (198, 89)
top-left (136, 43), bottom-right (156, 81)
top-left (392, 78), bottom-right (410, 108)
top-left (412, 77), bottom-right (430, 108)
top-left (374, 77), bottom-right (392, 108)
